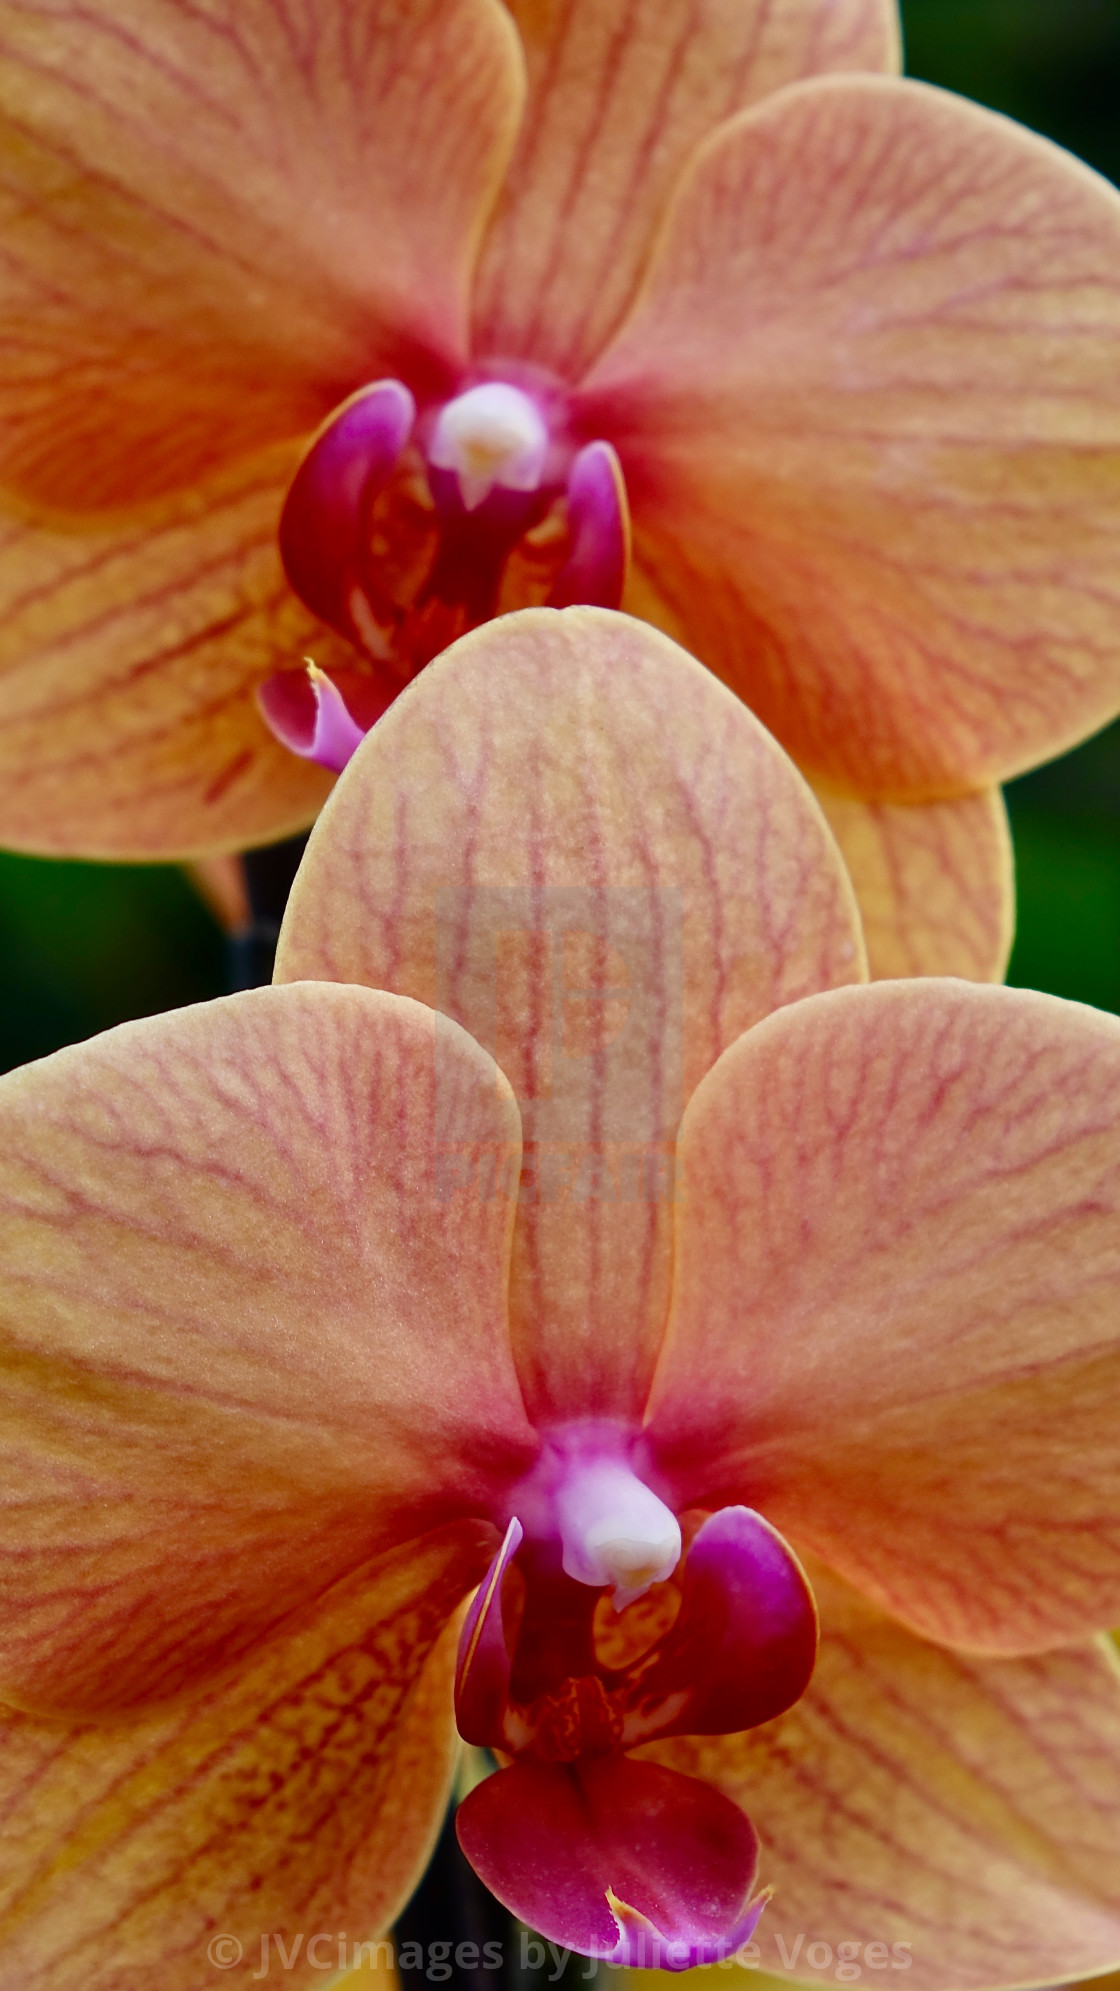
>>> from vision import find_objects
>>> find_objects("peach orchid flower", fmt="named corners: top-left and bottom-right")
top-left (4, 2), bottom-right (1120, 982)
top-left (2, 610), bottom-right (1120, 1989)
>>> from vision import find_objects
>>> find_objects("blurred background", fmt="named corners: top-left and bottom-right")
top-left (1, 0), bottom-right (1119, 1072)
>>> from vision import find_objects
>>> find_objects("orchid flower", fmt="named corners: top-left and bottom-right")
top-left (4, 3), bottom-right (1120, 981)
top-left (2, 608), bottom-right (1120, 1989)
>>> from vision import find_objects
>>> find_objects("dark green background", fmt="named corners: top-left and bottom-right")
top-left (2, 0), bottom-right (1119, 1070)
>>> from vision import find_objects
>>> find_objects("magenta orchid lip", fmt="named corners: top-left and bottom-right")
top-left (449, 1421), bottom-right (816, 1962)
top-left (260, 371), bottom-right (632, 773)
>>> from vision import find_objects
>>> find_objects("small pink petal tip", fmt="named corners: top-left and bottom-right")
top-left (279, 378), bottom-right (416, 637)
top-left (457, 1755), bottom-right (765, 1968)
top-left (257, 663), bottom-right (369, 773)
top-left (549, 440), bottom-right (631, 610)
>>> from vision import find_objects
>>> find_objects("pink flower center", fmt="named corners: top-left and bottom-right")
top-left (457, 1423), bottom-right (816, 1762)
top-left (259, 373), bottom-right (631, 769)
top-left (452, 1422), bottom-right (818, 1966)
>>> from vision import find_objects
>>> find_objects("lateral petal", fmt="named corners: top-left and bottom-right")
top-left (586, 77), bottom-right (1120, 797)
top-left (277, 607), bottom-right (865, 1426)
top-left (648, 979), bottom-right (1120, 1652)
top-left (472, 0), bottom-right (898, 380)
top-left (0, 981), bottom-right (531, 1715)
top-left (812, 784), bottom-right (1013, 981)
top-left (0, 0), bottom-right (523, 510)
top-left (0, 1528), bottom-right (477, 1991)
top-left (643, 1569), bottom-right (1120, 1991)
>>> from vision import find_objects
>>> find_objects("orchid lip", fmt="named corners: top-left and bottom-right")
top-left (453, 1475), bottom-right (811, 1968)
top-left (456, 1756), bottom-right (770, 1970)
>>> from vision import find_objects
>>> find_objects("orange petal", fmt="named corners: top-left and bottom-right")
top-left (649, 979), bottom-right (1120, 1652)
top-left (472, 0), bottom-right (898, 381)
top-left (277, 606), bottom-right (865, 1427)
top-left (586, 77), bottom-right (1120, 797)
top-left (643, 1566), bottom-right (1120, 1991)
top-left (0, 0), bottom-right (523, 511)
top-left (0, 981), bottom-right (531, 1715)
top-left (0, 447), bottom-right (343, 858)
top-left (812, 783), bottom-right (1013, 981)
top-left (0, 1528), bottom-right (480, 1991)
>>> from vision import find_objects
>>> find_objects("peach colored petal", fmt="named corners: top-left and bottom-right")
top-left (0, 1528), bottom-right (477, 1991)
top-left (276, 606), bottom-right (866, 1427)
top-left (0, 0), bottom-right (523, 511)
top-left (0, 446), bottom-right (342, 858)
top-left (471, 0), bottom-right (898, 381)
top-left (643, 1567), bottom-right (1120, 1991)
top-left (585, 77), bottom-right (1120, 798)
top-left (0, 980), bottom-right (532, 1715)
top-left (811, 783), bottom-right (1013, 981)
top-left (647, 979), bottom-right (1120, 1653)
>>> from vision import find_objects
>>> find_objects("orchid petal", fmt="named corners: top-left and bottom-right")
top-left (648, 979), bottom-right (1120, 1652)
top-left (0, 447), bottom-right (342, 858)
top-left (456, 1755), bottom-right (765, 1968)
top-left (0, 981), bottom-right (532, 1715)
top-left (0, 0), bottom-right (523, 511)
top-left (812, 784), bottom-right (1013, 981)
top-left (471, 0), bottom-right (899, 380)
top-left (645, 1568), bottom-right (1120, 1991)
top-left (277, 607), bottom-right (865, 1425)
top-left (0, 1530), bottom-right (475, 1991)
top-left (587, 77), bottom-right (1120, 797)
